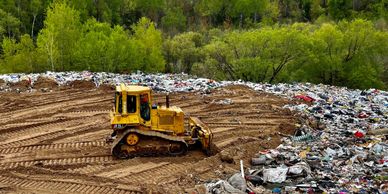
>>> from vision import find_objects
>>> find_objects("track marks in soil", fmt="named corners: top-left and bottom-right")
top-left (0, 85), bottom-right (296, 193)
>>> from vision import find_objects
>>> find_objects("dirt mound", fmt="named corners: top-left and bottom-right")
top-left (10, 80), bottom-right (31, 92)
top-left (0, 86), bottom-right (296, 193)
top-left (67, 80), bottom-right (96, 89)
top-left (33, 76), bottom-right (58, 89)
top-left (279, 123), bottom-right (296, 135)
top-left (98, 84), bottom-right (115, 91)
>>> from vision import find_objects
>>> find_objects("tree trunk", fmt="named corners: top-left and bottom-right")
top-left (239, 13), bottom-right (243, 28)
top-left (47, 36), bottom-right (55, 71)
top-left (321, 0), bottom-right (327, 7)
top-left (353, 0), bottom-right (361, 11)
top-left (269, 56), bottom-right (290, 83)
top-left (31, 15), bottom-right (36, 38)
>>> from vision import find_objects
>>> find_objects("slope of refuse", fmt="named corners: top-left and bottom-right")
top-left (208, 82), bottom-right (388, 193)
top-left (0, 72), bottom-right (387, 193)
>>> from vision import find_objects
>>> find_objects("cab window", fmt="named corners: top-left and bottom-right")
top-left (140, 94), bottom-right (150, 121)
top-left (117, 94), bottom-right (122, 113)
top-left (127, 95), bottom-right (137, 113)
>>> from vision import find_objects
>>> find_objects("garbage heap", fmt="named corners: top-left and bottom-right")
top-left (0, 71), bottom-right (220, 93)
top-left (207, 82), bottom-right (388, 194)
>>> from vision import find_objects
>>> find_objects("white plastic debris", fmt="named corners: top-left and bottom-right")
top-left (262, 165), bottom-right (288, 183)
top-left (205, 180), bottom-right (245, 194)
top-left (227, 173), bottom-right (247, 192)
top-left (288, 162), bottom-right (311, 175)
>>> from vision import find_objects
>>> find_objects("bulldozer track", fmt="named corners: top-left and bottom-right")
top-left (68, 164), bottom-right (107, 174)
top-left (189, 105), bottom-right (240, 114)
top-left (0, 85), bottom-right (296, 193)
top-left (0, 141), bottom-right (107, 154)
top-left (0, 155), bottom-right (114, 169)
top-left (0, 117), bottom-right (100, 147)
top-left (0, 175), bottom-right (142, 194)
top-left (97, 161), bottom-right (171, 179)
top-left (211, 126), bottom-right (267, 134)
top-left (18, 91), bottom-right (106, 107)
top-left (0, 118), bottom-right (73, 139)
top-left (205, 122), bottom-right (279, 127)
top-left (0, 95), bottom-right (110, 120)
top-left (121, 162), bottom-right (190, 184)
top-left (0, 130), bottom-right (70, 149)
top-left (68, 110), bottom-right (110, 114)
top-left (191, 110), bottom-right (275, 117)
top-left (0, 123), bottom-right (103, 149)
top-left (0, 121), bottom-right (42, 131)
top-left (111, 129), bottom-right (189, 159)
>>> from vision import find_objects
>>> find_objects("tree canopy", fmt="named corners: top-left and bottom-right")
top-left (0, 0), bottom-right (387, 90)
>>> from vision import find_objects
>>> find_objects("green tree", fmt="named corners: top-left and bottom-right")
top-left (194, 0), bottom-right (226, 27)
top-left (163, 32), bottom-right (203, 73)
top-left (0, 8), bottom-right (21, 39)
top-left (30, 0), bottom-right (43, 38)
top-left (202, 38), bottom-right (235, 80)
top-left (73, 19), bottom-right (111, 71)
top-left (37, 2), bottom-right (81, 71)
top-left (135, 0), bottom-right (164, 24)
top-left (73, 18), bottom-right (144, 73)
top-left (328, 0), bottom-right (352, 20)
top-left (161, 7), bottom-right (186, 35)
top-left (132, 17), bottom-right (164, 72)
top-left (107, 26), bottom-right (143, 72)
top-left (1, 34), bottom-right (43, 73)
top-left (230, 0), bottom-right (269, 27)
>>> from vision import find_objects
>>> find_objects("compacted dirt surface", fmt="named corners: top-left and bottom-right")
top-left (0, 83), bottom-right (296, 193)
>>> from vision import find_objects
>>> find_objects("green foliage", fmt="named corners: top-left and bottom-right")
top-left (163, 32), bottom-right (204, 73)
top-left (328, 0), bottom-right (352, 20)
top-left (73, 19), bottom-right (144, 73)
top-left (286, 19), bottom-right (387, 89)
top-left (132, 17), bottom-right (164, 72)
top-left (161, 7), bottom-right (186, 35)
top-left (37, 2), bottom-right (81, 71)
top-left (0, 8), bottom-right (21, 39)
top-left (135, 0), bottom-right (164, 23)
top-left (0, 0), bottom-right (387, 90)
top-left (185, 20), bottom-right (388, 89)
top-left (1, 34), bottom-right (43, 73)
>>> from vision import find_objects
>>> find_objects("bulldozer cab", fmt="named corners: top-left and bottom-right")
top-left (112, 84), bottom-right (152, 127)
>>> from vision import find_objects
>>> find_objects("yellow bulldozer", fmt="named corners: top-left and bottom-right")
top-left (109, 84), bottom-right (216, 159)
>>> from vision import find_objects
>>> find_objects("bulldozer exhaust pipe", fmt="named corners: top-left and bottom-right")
top-left (166, 93), bottom-right (170, 108)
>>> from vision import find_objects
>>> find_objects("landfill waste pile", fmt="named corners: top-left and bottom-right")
top-left (0, 72), bottom-right (387, 193)
top-left (206, 82), bottom-right (388, 194)
top-left (0, 71), bottom-right (220, 93)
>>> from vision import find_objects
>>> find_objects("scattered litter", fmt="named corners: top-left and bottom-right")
top-left (209, 82), bottom-right (387, 193)
top-left (228, 173), bottom-right (247, 192)
top-left (205, 180), bottom-right (245, 194)
top-left (211, 98), bottom-right (233, 105)
top-left (294, 95), bottom-right (315, 102)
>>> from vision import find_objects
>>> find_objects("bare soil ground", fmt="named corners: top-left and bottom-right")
top-left (0, 84), bottom-right (296, 193)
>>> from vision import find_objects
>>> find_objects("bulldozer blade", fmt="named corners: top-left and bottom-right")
top-left (190, 117), bottom-right (219, 156)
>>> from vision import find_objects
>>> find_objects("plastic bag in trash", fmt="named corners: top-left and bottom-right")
top-left (262, 165), bottom-right (288, 183)
top-left (205, 180), bottom-right (245, 194)
top-left (227, 173), bottom-right (247, 192)
top-left (288, 162), bottom-right (311, 175)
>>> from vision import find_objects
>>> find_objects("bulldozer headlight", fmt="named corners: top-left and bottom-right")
top-left (113, 124), bottom-right (126, 129)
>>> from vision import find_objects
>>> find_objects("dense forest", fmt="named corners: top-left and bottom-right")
top-left (0, 0), bottom-right (387, 89)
